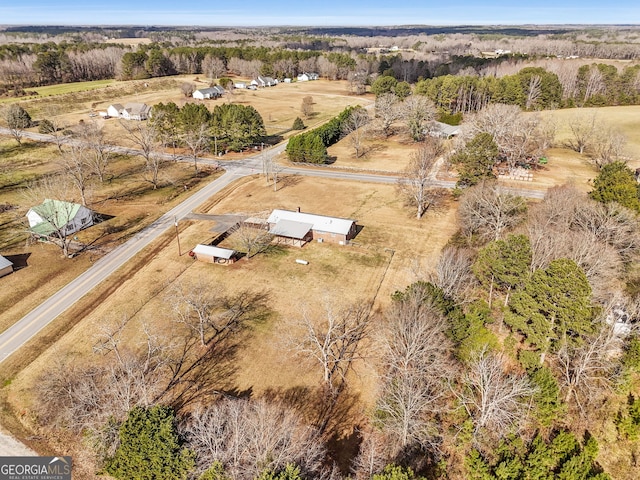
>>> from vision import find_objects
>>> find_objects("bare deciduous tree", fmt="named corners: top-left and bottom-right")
top-left (455, 348), bottom-right (536, 441)
top-left (401, 95), bottom-right (436, 142)
top-left (292, 300), bottom-right (371, 394)
top-left (566, 112), bottom-right (598, 155)
top-left (376, 284), bottom-right (453, 453)
top-left (301, 95), bottom-right (314, 119)
top-left (120, 120), bottom-right (166, 189)
top-left (228, 218), bottom-right (275, 259)
top-left (554, 316), bottom-right (622, 415)
top-left (58, 142), bottom-right (93, 206)
top-left (183, 397), bottom-right (327, 480)
top-left (342, 107), bottom-right (371, 158)
top-left (181, 122), bottom-right (210, 174)
top-left (458, 180), bottom-right (527, 241)
top-left (428, 246), bottom-right (476, 302)
top-left (201, 55), bottom-right (226, 80)
top-left (398, 138), bottom-right (446, 219)
top-left (75, 120), bottom-right (112, 182)
top-left (374, 92), bottom-right (402, 138)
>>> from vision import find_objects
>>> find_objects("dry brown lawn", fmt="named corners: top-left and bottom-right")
top-left (7, 175), bottom-right (459, 436)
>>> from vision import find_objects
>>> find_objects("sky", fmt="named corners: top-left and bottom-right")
top-left (0, 0), bottom-right (639, 26)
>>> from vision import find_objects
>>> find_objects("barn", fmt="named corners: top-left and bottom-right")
top-left (267, 209), bottom-right (357, 245)
top-left (191, 244), bottom-right (237, 264)
top-left (0, 255), bottom-right (13, 278)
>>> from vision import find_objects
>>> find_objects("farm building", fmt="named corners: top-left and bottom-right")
top-left (0, 255), bottom-right (13, 278)
top-left (107, 102), bottom-right (151, 120)
top-left (26, 199), bottom-right (94, 237)
top-left (234, 81), bottom-right (247, 89)
top-left (193, 86), bottom-right (224, 99)
top-left (191, 244), bottom-right (237, 264)
top-left (267, 209), bottom-right (357, 246)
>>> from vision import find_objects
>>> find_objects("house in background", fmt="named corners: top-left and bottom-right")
top-left (0, 255), bottom-right (13, 278)
top-left (297, 72), bottom-right (319, 82)
top-left (251, 76), bottom-right (277, 88)
top-left (426, 121), bottom-right (461, 139)
top-left (267, 209), bottom-right (357, 246)
top-left (27, 199), bottom-right (94, 238)
top-left (107, 103), bottom-right (151, 120)
top-left (193, 86), bottom-right (225, 99)
top-left (234, 81), bottom-right (247, 89)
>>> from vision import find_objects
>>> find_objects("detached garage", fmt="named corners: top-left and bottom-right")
top-left (191, 244), bottom-right (237, 265)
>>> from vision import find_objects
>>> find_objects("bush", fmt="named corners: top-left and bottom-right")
top-left (292, 117), bottom-right (305, 130)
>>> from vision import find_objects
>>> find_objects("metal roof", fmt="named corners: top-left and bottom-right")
top-left (0, 255), bottom-right (12, 269)
top-left (193, 244), bottom-right (236, 259)
top-left (269, 219), bottom-right (313, 240)
top-left (268, 209), bottom-right (355, 236)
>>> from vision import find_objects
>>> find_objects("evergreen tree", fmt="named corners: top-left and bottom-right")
top-left (452, 132), bottom-right (499, 187)
top-left (590, 161), bottom-right (640, 213)
top-left (506, 258), bottom-right (594, 360)
top-left (105, 405), bottom-right (194, 480)
top-left (292, 117), bottom-right (305, 130)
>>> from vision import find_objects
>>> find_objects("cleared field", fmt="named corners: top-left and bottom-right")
top-left (5, 175), bottom-right (459, 453)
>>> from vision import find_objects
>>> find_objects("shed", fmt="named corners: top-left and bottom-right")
top-left (192, 244), bottom-right (237, 264)
top-left (0, 255), bottom-right (13, 278)
top-left (426, 121), bottom-right (461, 138)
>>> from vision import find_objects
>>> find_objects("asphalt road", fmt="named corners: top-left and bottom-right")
top-left (0, 129), bottom-right (545, 364)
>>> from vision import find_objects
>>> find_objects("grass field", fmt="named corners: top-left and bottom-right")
top-left (3, 79), bottom-right (640, 475)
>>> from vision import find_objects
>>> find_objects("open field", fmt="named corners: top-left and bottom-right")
top-left (4, 175), bottom-right (459, 463)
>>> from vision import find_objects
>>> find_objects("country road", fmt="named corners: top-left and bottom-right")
top-left (0, 125), bottom-right (550, 453)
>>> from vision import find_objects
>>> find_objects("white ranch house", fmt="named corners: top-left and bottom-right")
top-left (297, 72), bottom-right (319, 82)
top-left (27, 199), bottom-right (94, 237)
top-left (106, 102), bottom-right (151, 120)
top-left (193, 86), bottom-right (225, 99)
top-left (251, 76), bottom-right (277, 87)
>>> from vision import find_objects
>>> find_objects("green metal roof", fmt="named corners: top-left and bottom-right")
top-left (29, 199), bottom-right (82, 236)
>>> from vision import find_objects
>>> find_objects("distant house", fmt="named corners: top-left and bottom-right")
top-left (426, 121), bottom-right (461, 139)
top-left (0, 255), bottom-right (13, 278)
top-left (283, 78), bottom-right (292, 83)
top-left (193, 87), bottom-right (222, 100)
top-left (26, 199), bottom-right (94, 238)
top-left (297, 72), bottom-right (319, 82)
top-left (191, 244), bottom-right (237, 264)
top-left (267, 209), bottom-right (357, 246)
top-left (106, 104), bottom-right (124, 118)
top-left (251, 76), bottom-right (277, 88)
top-left (234, 81), bottom-right (247, 89)
top-left (107, 103), bottom-right (151, 120)
top-left (122, 103), bottom-right (151, 121)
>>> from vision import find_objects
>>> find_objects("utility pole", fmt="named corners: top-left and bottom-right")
top-left (174, 216), bottom-right (181, 256)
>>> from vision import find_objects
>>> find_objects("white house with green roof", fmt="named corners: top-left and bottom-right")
top-left (26, 199), bottom-right (94, 237)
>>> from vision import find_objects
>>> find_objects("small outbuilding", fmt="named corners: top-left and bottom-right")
top-left (0, 255), bottom-right (13, 278)
top-left (193, 86), bottom-right (225, 100)
top-left (191, 244), bottom-right (237, 264)
top-left (426, 121), bottom-right (461, 139)
top-left (269, 219), bottom-right (313, 247)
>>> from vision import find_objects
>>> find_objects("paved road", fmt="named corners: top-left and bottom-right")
top-left (0, 130), bottom-right (545, 363)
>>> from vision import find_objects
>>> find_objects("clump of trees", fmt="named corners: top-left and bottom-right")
top-left (286, 106), bottom-right (357, 163)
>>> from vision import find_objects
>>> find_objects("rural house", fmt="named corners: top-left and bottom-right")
top-left (251, 76), bottom-right (277, 88)
top-left (233, 81), bottom-right (247, 89)
top-left (0, 255), bottom-right (13, 278)
top-left (193, 86), bottom-right (225, 100)
top-left (267, 209), bottom-right (357, 246)
top-left (191, 244), bottom-right (237, 264)
top-left (26, 199), bottom-right (94, 237)
top-left (107, 102), bottom-right (151, 120)
top-left (426, 121), bottom-right (461, 139)
top-left (296, 72), bottom-right (319, 82)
